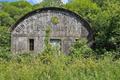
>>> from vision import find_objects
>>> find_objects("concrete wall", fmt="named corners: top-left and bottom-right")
top-left (11, 9), bottom-right (89, 54)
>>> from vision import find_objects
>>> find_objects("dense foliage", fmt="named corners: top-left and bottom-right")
top-left (65, 0), bottom-right (120, 55)
top-left (0, 0), bottom-right (120, 79)
top-left (0, 53), bottom-right (120, 80)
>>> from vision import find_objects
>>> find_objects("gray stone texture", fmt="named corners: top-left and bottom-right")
top-left (11, 8), bottom-right (93, 54)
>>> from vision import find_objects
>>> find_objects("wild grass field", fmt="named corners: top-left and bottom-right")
top-left (0, 53), bottom-right (120, 80)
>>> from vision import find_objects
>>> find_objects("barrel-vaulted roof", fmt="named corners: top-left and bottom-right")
top-left (11, 7), bottom-right (94, 41)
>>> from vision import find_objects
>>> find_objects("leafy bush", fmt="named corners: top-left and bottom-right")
top-left (0, 48), bottom-right (12, 61)
top-left (0, 12), bottom-right (15, 26)
top-left (51, 16), bottom-right (59, 25)
top-left (0, 26), bottom-right (10, 48)
top-left (70, 39), bottom-right (94, 58)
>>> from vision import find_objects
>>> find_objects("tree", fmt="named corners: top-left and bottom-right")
top-left (11, 1), bottom-right (32, 9)
top-left (34, 0), bottom-right (63, 9)
top-left (65, 0), bottom-right (120, 55)
top-left (0, 12), bottom-right (15, 26)
top-left (0, 26), bottom-right (10, 48)
top-left (2, 3), bottom-right (22, 20)
top-left (65, 0), bottom-right (100, 21)
top-left (92, 0), bottom-right (120, 54)
top-left (0, 3), bottom-right (3, 12)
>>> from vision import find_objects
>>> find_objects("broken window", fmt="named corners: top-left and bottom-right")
top-left (50, 39), bottom-right (61, 51)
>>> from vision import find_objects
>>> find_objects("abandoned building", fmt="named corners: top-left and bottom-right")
top-left (10, 7), bottom-right (93, 54)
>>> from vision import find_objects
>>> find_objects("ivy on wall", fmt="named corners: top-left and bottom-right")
top-left (51, 16), bottom-right (59, 25)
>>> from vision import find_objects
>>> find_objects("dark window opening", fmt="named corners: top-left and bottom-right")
top-left (75, 38), bottom-right (80, 42)
top-left (29, 39), bottom-right (34, 51)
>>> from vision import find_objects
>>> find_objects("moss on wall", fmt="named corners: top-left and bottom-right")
top-left (51, 16), bottom-right (59, 25)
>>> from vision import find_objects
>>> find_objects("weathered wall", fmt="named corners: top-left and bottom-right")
top-left (11, 8), bottom-right (91, 54)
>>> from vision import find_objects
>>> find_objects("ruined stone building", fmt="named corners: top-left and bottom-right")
top-left (10, 7), bottom-right (93, 54)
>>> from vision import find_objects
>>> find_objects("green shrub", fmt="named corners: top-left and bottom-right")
top-left (0, 48), bottom-right (12, 61)
top-left (51, 16), bottom-right (59, 25)
top-left (70, 39), bottom-right (94, 58)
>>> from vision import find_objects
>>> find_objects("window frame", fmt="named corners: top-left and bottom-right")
top-left (50, 39), bottom-right (62, 51)
top-left (29, 39), bottom-right (34, 51)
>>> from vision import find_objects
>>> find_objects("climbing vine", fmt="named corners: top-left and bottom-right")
top-left (51, 16), bottom-right (59, 25)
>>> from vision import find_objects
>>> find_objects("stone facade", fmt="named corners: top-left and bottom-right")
top-left (11, 7), bottom-right (93, 54)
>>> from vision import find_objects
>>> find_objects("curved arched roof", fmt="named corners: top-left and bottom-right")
top-left (11, 7), bottom-right (94, 41)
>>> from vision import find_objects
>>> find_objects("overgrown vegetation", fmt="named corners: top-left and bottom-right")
top-left (51, 16), bottom-right (59, 25)
top-left (0, 53), bottom-right (120, 80)
top-left (0, 0), bottom-right (120, 79)
top-left (70, 39), bottom-right (94, 58)
top-left (0, 0), bottom-right (119, 55)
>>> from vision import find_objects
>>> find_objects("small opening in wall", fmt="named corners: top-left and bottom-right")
top-left (50, 39), bottom-right (61, 51)
top-left (29, 39), bottom-right (34, 51)
top-left (75, 38), bottom-right (80, 42)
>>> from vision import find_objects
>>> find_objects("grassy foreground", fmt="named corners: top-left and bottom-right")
top-left (0, 53), bottom-right (120, 80)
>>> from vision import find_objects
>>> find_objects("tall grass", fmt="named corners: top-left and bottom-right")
top-left (0, 53), bottom-right (120, 80)
top-left (0, 29), bottom-right (119, 80)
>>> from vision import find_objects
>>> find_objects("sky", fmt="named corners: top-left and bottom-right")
top-left (0, 0), bottom-right (68, 4)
